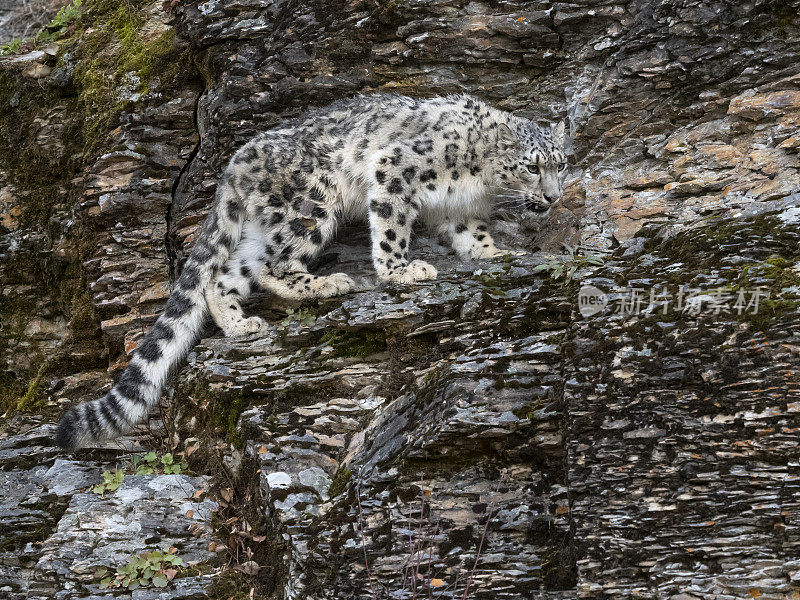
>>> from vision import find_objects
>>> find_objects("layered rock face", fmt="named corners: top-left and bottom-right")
top-left (1, 1), bottom-right (799, 599)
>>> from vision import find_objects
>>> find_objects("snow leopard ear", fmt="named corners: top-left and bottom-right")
top-left (496, 123), bottom-right (518, 150)
top-left (551, 121), bottom-right (566, 146)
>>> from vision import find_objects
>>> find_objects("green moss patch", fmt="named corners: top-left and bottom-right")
top-left (327, 467), bottom-right (352, 499)
top-left (319, 327), bottom-right (389, 358)
top-left (173, 381), bottom-right (248, 449)
top-left (0, 73), bottom-right (83, 226)
top-left (66, 0), bottom-right (185, 154)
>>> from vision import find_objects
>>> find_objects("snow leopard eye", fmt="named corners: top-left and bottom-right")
top-left (527, 164), bottom-right (540, 175)
top-left (558, 162), bottom-right (567, 172)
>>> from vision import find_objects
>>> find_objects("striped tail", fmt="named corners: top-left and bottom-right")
top-left (56, 172), bottom-right (244, 450)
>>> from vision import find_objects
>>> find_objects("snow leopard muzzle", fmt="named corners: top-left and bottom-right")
top-left (525, 195), bottom-right (552, 213)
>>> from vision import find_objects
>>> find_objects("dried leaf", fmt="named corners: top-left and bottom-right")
top-left (234, 561), bottom-right (260, 576)
top-left (252, 535), bottom-right (267, 542)
top-left (164, 568), bottom-right (178, 581)
top-left (430, 578), bottom-right (446, 587)
top-left (193, 488), bottom-right (205, 498)
top-left (185, 510), bottom-right (195, 519)
top-left (258, 445), bottom-right (267, 454)
top-left (220, 488), bottom-right (234, 502)
top-left (185, 444), bottom-right (198, 457)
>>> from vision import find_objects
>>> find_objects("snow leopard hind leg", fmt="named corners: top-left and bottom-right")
top-left (252, 195), bottom-right (356, 300)
top-left (205, 201), bottom-right (355, 337)
top-left (205, 251), bottom-right (267, 337)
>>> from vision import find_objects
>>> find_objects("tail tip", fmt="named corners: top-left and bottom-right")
top-left (55, 408), bottom-right (81, 451)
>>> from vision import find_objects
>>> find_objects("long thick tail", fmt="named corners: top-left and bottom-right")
top-left (56, 171), bottom-right (244, 450)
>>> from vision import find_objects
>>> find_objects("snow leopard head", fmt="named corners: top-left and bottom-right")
top-left (492, 119), bottom-right (568, 214)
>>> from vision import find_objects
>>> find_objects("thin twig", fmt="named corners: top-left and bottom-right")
top-left (451, 571), bottom-right (461, 600)
top-left (356, 477), bottom-right (378, 600)
top-left (400, 498), bottom-right (411, 594)
top-left (412, 481), bottom-right (427, 598)
top-left (460, 471), bottom-right (507, 600)
top-left (459, 510), bottom-right (491, 600)
top-left (426, 520), bottom-right (439, 600)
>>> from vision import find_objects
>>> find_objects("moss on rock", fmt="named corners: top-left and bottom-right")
top-left (0, 0), bottom-right (195, 418)
top-left (173, 380), bottom-right (248, 450)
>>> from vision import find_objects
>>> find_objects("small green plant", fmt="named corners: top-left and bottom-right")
top-left (0, 39), bottom-right (22, 56)
top-left (40, 0), bottom-right (82, 41)
top-left (92, 470), bottom-right (125, 495)
top-left (277, 307), bottom-right (316, 330)
top-left (532, 244), bottom-right (605, 283)
top-left (131, 451), bottom-right (188, 475)
top-left (0, 0), bottom-right (82, 55)
top-left (95, 548), bottom-right (183, 590)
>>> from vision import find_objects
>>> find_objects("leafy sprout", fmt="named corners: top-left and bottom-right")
top-left (92, 470), bottom-right (124, 495)
top-left (0, 0), bottom-right (82, 55)
top-left (131, 451), bottom-right (188, 475)
top-left (531, 244), bottom-right (605, 283)
top-left (95, 548), bottom-right (183, 590)
top-left (277, 307), bottom-right (316, 330)
top-left (41, 0), bottom-right (83, 41)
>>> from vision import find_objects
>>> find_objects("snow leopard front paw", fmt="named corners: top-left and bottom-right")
top-left (313, 272), bottom-right (356, 297)
top-left (222, 316), bottom-right (267, 337)
top-left (380, 260), bottom-right (438, 284)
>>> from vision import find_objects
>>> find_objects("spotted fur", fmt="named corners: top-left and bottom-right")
top-left (56, 93), bottom-right (568, 450)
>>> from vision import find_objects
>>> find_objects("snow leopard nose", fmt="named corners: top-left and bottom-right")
top-left (543, 193), bottom-right (555, 203)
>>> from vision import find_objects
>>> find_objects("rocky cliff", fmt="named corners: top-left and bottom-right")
top-left (1, 1), bottom-right (799, 599)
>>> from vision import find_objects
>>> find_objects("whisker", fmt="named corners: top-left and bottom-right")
top-left (492, 193), bottom-right (525, 200)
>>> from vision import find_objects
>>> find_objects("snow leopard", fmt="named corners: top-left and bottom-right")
top-left (56, 93), bottom-right (568, 450)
